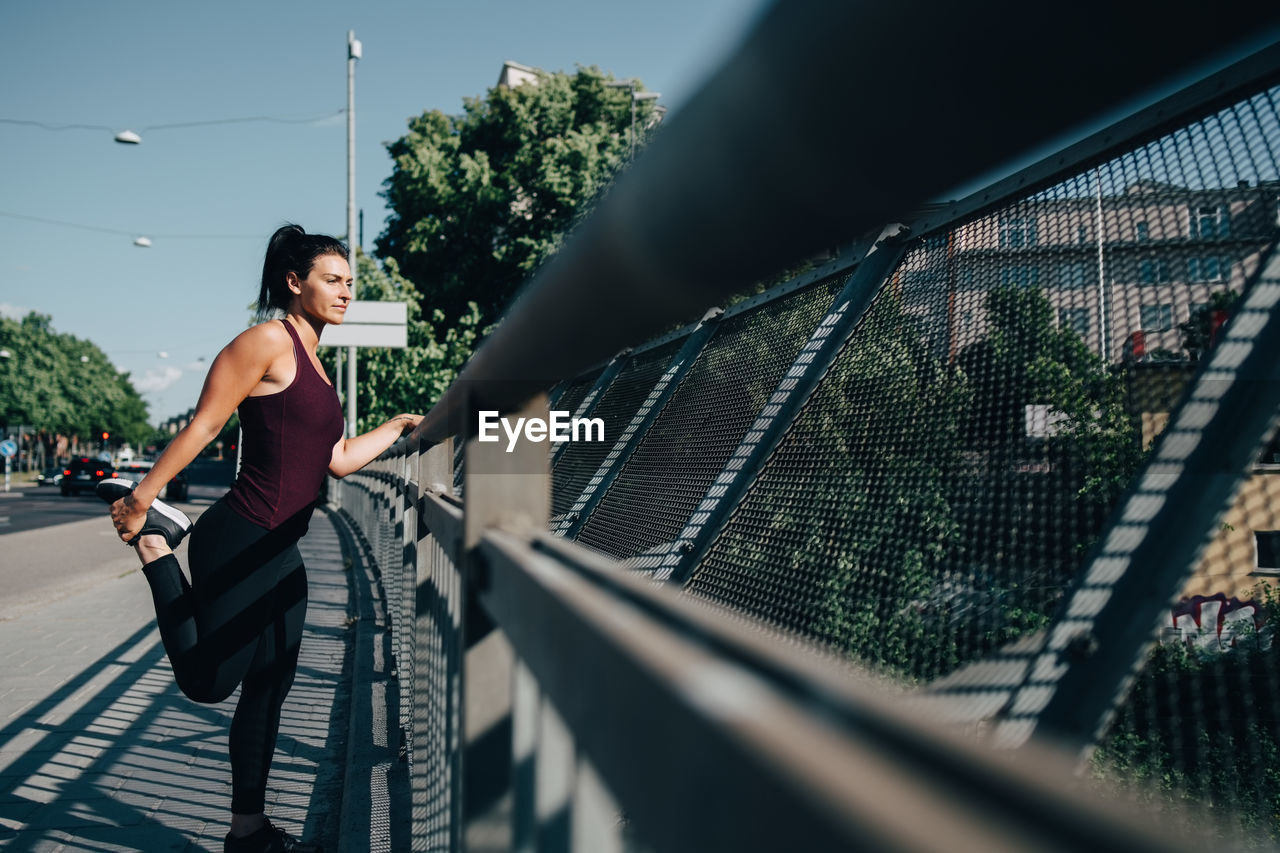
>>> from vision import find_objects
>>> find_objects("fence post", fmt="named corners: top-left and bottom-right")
top-left (408, 439), bottom-right (461, 849)
top-left (463, 393), bottom-right (550, 849)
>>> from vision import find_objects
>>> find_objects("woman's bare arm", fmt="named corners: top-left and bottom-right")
top-left (328, 413), bottom-right (423, 479)
top-left (111, 323), bottom-right (290, 541)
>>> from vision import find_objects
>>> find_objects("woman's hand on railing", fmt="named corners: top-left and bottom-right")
top-left (329, 413), bottom-right (425, 477)
top-left (388, 413), bottom-right (424, 433)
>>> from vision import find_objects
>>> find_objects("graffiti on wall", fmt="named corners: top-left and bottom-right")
top-left (1170, 594), bottom-right (1267, 650)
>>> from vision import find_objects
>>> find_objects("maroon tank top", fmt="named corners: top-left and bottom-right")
top-left (225, 320), bottom-right (344, 531)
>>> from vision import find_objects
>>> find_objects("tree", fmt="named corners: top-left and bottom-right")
top-left (321, 253), bottom-right (483, 433)
top-left (0, 312), bottom-right (151, 459)
top-left (689, 294), bottom-right (973, 680)
top-left (376, 66), bottom-right (654, 327)
top-left (952, 287), bottom-right (1143, 631)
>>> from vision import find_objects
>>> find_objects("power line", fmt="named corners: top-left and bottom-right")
top-left (0, 211), bottom-right (259, 240)
top-left (0, 119), bottom-right (114, 132)
top-left (144, 109), bottom-right (346, 131)
top-left (0, 108), bottom-right (346, 134)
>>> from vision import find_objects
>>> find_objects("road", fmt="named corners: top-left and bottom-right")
top-left (0, 484), bottom-right (226, 622)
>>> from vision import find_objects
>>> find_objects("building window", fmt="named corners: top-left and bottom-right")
top-left (1060, 260), bottom-right (1089, 288)
top-left (1256, 531), bottom-right (1280, 573)
top-left (1058, 307), bottom-right (1090, 338)
top-left (1188, 255), bottom-right (1224, 282)
top-left (1140, 303), bottom-right (1174, 331)
top-left (1138, 258), bottom-right (1170, 285)
top-left (1258, 428), bottom-right (1280, 467)
top-left (1000, 263), bottom-right (1040, 288)
top-left (1190, 204), bottom-right (1230, 239)
top-left (1135, 221), bottom-right (1149, 241)
top-left (999, 215), bottom-right (1038, 248)
top-left (924, 233), bottom-right (949, 252)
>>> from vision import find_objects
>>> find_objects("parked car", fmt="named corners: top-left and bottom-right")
top-left (115, 461), bottom-right (190, 501)
top-left (35, 466), bottom-right (63, 487)
top-left (61, 457), bottom-right (116, 496)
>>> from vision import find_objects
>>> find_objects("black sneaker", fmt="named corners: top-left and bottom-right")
top-left (223, 820), bottom-right (323, 853)
top-left (96, 478), bottom-right (193, 549)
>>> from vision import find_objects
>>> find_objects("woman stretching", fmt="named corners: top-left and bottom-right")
top-left (100, 224), bottom-right (421, 853)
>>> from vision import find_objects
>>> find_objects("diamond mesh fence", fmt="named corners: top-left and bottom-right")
top-left (552, 365), bottom-right (606, 419)
top-left (671, 85), bottom-right (1280, 837)
top-left (551, 337), bottom-right (689, 518)
top-left (573, 277), bottom-right (846, 561)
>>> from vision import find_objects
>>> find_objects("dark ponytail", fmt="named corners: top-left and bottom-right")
top-left (257, 224), bottom-right (350, 320)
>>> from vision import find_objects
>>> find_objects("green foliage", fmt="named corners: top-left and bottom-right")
top-left (803, 296), bottom-right (971, 676)
top-left (698, 284), bottom-right (1144, 681)
top-left (377, 65), bottom-right (652, 326)
top-left (323, 253), bottom-right (482, 433)
top-left (1094, 590), bottom-right (1280, 843)
top-left (696, 293), bottom-right (975, 681)
top-left (954, 287), bottom-right (1142, 581)
top-left (0, 312), bottom-right (150, 449)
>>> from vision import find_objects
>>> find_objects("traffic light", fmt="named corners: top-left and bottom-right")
top-left (101, 432), bottom-right (110, 441)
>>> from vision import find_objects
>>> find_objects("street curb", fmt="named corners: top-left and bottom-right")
top-left (327, 506), bottom-right (407, 853)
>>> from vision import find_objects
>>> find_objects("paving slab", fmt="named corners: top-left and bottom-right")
top-left (0, 509), bottom-right (353, 852)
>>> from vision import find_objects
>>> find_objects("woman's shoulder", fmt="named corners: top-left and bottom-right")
top-left (225, 319), bottom-right (293, 357)
top-left (235, 317), bottom-right (293, 343)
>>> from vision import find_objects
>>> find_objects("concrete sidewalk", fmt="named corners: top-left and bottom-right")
top-left (0, 509), bottom-right (354, 852)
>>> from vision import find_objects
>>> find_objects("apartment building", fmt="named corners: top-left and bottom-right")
top-left (898, 178), bottom-right (1278, 364)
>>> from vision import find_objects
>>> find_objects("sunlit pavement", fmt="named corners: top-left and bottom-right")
top-left (0, 511), bottom-right (352, 852)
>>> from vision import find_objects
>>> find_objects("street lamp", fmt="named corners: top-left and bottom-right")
top-left (606, 80), bottom-right (662, 161)
top-left (114, 130), bottom-right (141, 144)
top-left (343, 29), bottom-right (362, 439)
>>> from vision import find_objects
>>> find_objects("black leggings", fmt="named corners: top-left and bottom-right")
top-left (141, 498), bottom-right (309, 815)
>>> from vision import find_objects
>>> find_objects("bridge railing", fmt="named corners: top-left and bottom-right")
top-left (331, 2), bottom-right (1280, 848)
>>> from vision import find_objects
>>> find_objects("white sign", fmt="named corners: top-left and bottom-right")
top-left (0, 440), bottom-right (16, 458)
top-left (319, 300), bottom-right (408, 349)
top-left (1024, 405), bottom-right (1069, 438)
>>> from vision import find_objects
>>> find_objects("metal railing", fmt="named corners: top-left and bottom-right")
top-left (330, 2), bottom-right (1280, 849)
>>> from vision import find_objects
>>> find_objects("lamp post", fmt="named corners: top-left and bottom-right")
top-left (606, 80), bottom-right (662, 161)
top-left (345, 30), bottom-right (362, 438)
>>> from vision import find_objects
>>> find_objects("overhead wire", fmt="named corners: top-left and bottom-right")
top-left (0, 211), bottom-right (258, 240)
top-left (0, 108), bottom-right (346, 134)
top-left (0, 109), bottom-right (345, 240)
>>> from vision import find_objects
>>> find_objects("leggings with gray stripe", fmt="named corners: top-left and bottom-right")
top-left (141, 498), bottom-right (308, 815)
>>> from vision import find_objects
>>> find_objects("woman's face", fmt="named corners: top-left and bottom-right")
top-left (289, 253), bottom-right (352, 325)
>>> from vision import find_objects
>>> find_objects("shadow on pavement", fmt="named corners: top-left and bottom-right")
top-left (0, 528), bottom-right (352, 851)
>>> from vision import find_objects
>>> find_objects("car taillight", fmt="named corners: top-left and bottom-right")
top-left (111, 472), bottom-right (119, 478)
top-left (95, 470), bottom-right (104, 477)
top-left (63, 469), bottom-right (71, 476)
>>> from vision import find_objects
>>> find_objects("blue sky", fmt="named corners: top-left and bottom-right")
top-left (0, 0), bottom-right (765, 422)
